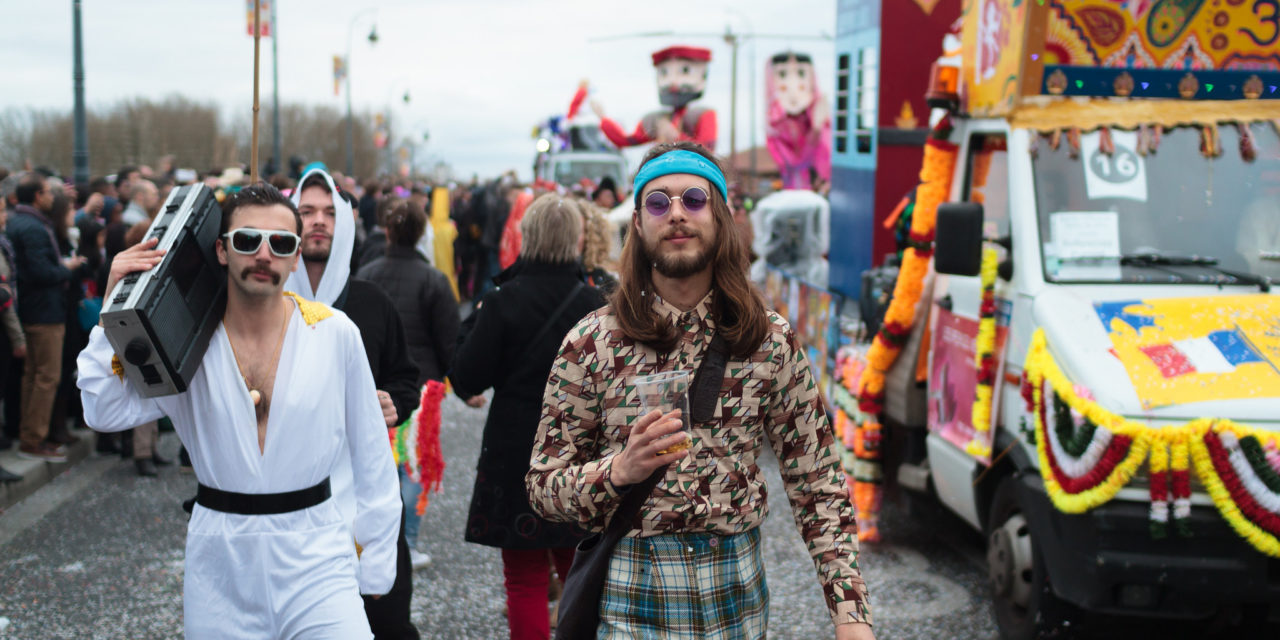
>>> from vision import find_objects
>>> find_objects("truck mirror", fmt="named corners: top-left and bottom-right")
top-left (935, 202), bottom-right (984, 276)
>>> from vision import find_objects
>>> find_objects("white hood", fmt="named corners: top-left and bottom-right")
top-left (284, 168), bottom-right (354, 305)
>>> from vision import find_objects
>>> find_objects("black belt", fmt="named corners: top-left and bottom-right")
top-left (195, 477), bottom-right (331, 515)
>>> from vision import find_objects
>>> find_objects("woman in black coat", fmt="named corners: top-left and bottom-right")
top-left (451, 193), bottom-right (605, 640)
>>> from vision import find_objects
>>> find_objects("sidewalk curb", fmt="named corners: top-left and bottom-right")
top-left (0, 427), bottom-right (97, 512)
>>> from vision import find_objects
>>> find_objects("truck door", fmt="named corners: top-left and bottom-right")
top-left (926, 129), bottom-right (1013, 527)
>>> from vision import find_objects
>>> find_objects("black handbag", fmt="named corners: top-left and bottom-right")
top-left (554, 331), bottom-right (728, 640)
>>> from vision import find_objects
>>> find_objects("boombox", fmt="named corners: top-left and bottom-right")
top-left (100, 184), bottom-right (226, 397)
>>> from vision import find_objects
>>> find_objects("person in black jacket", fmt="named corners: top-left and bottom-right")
top-left (451, 193), bottom-right (605, 640)
top-left (285, 170), bottom-right (421, 640)
top-left (357, 198), bottom-right (478, 561)
top-left (7, 173), bottom-right (85, 462)
top-left (48, 192), bottom-right (99, 450)
top-left (356, 200), bottom-right (460, 390)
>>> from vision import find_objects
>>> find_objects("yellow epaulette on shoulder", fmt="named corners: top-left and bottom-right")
top-left (283, 292), bottom-right (334, 326)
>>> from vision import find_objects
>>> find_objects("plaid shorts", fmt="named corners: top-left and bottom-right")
top-left (597, 527), bottom-right (768, 640)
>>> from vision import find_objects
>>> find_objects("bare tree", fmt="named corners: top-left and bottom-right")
top-left (0, 96), bottom-right (391, 181)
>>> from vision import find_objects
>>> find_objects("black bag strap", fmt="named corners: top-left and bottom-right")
top-left (601, 327), bottom-right (730, 538)
top-left (601, 464), bottom-right (666, 541)
top-left (690, 332), bottom-right (728, 424)
top-left (519, 281), bottom-right (586, 363)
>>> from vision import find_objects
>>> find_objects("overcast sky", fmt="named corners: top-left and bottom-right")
top-left (2, 0), bottom-right (836, 181)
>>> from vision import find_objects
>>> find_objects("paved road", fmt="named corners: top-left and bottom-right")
top-left (0, 393), bottom-right (999, 639)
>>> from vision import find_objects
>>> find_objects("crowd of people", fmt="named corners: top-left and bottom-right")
top-left (4, 142), bottom-right (873, 640)
top-left (0, 159), bottom-right (626, 476)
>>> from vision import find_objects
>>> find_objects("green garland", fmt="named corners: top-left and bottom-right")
top-left (1053, 394), bottom-right (1096, 458)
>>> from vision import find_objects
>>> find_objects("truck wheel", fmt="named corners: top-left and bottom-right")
top-left (987, 476), bottom-right (1065, 640)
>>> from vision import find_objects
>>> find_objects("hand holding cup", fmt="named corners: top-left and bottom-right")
top-left (610, 408), bottom-right (689, 487)
top-left (609, 370), bottom-right (694, 487)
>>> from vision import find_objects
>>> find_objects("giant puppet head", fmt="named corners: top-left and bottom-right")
top-left (768, 52), bottom-right (818, 116)
top-left (653, 46), bottom-right (712, 109)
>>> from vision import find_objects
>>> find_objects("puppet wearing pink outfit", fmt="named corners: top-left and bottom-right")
top-left (766, 52), bottom-right (832, 190)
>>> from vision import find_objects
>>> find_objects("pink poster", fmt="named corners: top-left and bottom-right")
top-left (927, 310), bottom-right (1008, 452)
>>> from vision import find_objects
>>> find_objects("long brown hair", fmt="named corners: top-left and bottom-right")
top-left (610, 142), bottom-right (769, 358)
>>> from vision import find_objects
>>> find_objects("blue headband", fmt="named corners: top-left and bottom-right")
top-left (632, 150), bottom-right (728, 207)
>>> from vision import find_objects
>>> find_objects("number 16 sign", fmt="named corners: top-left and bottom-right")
top-left (1082, 129), bottom-right (1148, 203)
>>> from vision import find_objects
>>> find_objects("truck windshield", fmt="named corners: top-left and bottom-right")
top-left (554, 159), bottom-right (626, 190)
top-left (1032, 123), bottom-right (1280, 284)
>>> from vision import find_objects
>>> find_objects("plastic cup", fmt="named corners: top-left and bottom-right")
top-left (634, 370), bottom-right (692, 454)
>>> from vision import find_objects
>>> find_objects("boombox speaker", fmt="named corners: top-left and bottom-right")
top-left (100, 183), bottom-right (226, 397)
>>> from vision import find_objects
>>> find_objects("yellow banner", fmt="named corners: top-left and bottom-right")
top-left (962, 0), bottom-right (1034, 115)
top-left (1096, 295), bottom-right (1280, 409)
top-left (1045, 0), bottom-right (1280, 69)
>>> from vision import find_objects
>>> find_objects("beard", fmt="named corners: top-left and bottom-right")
top-left (301, 244), bottom-right (330, 263)
top-left (659, 87), bottom-right (704, 109)
top-left (642, 225), bottom-right (715, 279)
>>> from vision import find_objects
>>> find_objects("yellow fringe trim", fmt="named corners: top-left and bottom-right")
top-left (1009, 98), bottom-right (1280, 133)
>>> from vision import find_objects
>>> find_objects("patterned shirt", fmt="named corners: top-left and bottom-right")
top-left (526, 291), bottom-right (872, 626)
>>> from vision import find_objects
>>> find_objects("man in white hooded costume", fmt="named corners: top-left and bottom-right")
top-left (286, 168), bottom-right (422, 639)
top-left (78, 184), bottom-right (400, 639)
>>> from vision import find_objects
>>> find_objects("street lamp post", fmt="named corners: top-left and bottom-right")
top-left (344, 9), bottom-right (377, 177)
top-left (725, 28), bottom-right (739, 167)
top-left (270, 0), bottom-right (281, 176)
top-left (71, 0), bottom-right (89, 184)
top-left (383, 80), bottom-right (411, 175)
top-left (725, 8), bottom-right (758, 192)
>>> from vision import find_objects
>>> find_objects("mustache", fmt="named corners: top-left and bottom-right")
top-left (662, 225), bottom-right (701, 241)
top-left (240, 266), bottom-right (280, 285)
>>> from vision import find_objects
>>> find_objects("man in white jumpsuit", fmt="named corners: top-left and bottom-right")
top-left (78, 184), bottom-right (401, 639)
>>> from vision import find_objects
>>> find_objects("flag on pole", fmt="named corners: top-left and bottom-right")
top-left (374, 113), bottom-right (388, 148)
top-left (333, 56), bottom-right (347, 96)
top-left (246, 0), bottom-right (272, 37)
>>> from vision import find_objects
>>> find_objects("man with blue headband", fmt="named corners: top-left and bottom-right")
top-left (528, 142), bottom-right (874, 639)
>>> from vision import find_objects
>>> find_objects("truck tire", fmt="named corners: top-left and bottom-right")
top-left (987, 476), bottom-right (1067, 640)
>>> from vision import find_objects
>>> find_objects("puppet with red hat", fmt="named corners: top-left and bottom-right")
top-left (587, 45), bottom-right (718, 150)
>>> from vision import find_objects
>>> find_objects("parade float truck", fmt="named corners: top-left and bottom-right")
top-left (531, 120), bottom-right (628, 191)
top-left (833, 1), bottom-right (1280, 637)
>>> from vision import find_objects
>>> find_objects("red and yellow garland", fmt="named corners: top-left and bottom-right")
top-left (390, 380), bottom-right (447, 516)
top-left (855, 118), bottom-right (958, 414)
top-left (965, 247), bottom-right (999, 459)
top-left (1025, 329), bottom-right (1280, 557)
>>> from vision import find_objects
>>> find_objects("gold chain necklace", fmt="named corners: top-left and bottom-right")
top-left (226, 298), bottom-right (292, 407)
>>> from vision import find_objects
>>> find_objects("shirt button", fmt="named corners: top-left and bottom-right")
top-left (709, 537), bottom-right (719, 548)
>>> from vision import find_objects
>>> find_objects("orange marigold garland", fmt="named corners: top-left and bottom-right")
top-left (855, 117), bottom-right (958, 414)
top-left (835, 349), bottom-right (883, 542)
top-left (965, 247), bottom-right (999, 459)
top-left (852, 418), bottom-right (884, 542)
